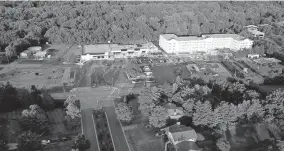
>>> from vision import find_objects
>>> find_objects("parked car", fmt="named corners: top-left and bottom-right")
top-left (41, 140), bottom-right (51, 145)
top-left (61, 136), bottom-right (71, 142)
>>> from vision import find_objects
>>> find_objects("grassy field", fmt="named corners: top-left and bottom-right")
top-left (152, 65), bottom-right (191, 84)
top-left (43, 140), bottom-right (73, 151)
top-left (19, 60), bottom-right (47, 64)
top-left (43, 108), bottom-right (80, 151)
top-left (0, 109), bottom-right (23, 120)
top-left (258, 85), bottom-right (284, 93)
top-left (116, 96), bottom-right (164, 151)
top-left (62, 45), bottom-right (82, 63)
top-left (125, 127), bottom-right (164, 151)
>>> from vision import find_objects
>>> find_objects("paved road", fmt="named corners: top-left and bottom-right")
top-left (81, 109), bottom-right (99, 151)
top-left (105, 106), bottom-right (130, 151)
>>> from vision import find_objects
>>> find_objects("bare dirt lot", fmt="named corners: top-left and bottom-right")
top-left (0, 65), bottom-right (77, 89)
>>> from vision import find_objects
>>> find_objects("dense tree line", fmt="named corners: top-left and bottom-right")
top-left (137, 74), bottom-right (284, 134)
top-left (1, 2), bottom-right (284, 57)
top-left (0, 82), bottom-right (55, 112)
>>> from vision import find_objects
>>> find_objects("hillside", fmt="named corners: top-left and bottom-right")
top-left (1, 1), bottom-right (284, 57)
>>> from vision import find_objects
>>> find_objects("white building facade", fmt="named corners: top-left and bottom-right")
top-left (159, 34), bottom-right (254, 54)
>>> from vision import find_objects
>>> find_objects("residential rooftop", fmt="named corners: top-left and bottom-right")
top-left (176, 141), bottom-right (200, 151)
top-left (161, 33), bottom-right (247, 41)
top-left (248, 30), bottom-right (265, 35)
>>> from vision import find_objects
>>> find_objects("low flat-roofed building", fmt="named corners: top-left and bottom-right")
top-left (80, 42), bottom-right (158, 61)
top-left (80, 44), bottom-right (111, 62)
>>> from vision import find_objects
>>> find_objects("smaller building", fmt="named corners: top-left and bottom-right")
top-left (80, 45), bottom-right (110, 62)
top-left (162, 123), bottom-right (198, 144)
top-left (7, 143), bottom-right (18, 151)
top-left (163, 103), bottom-right (184, 120)
top-left (176, 141), bottom-right (200, 151)
top-left (248, 30), bottom-right (265, 39)
top-left (80, 42), bottom-right (158, 61)
top-left (248, 54), bottom-right (260, 59)
top-left (28, 46), bottom-right (42, 52)
top-left (245, 25), bottom-right (265, 39)
top-left (161, 122), bottom-right (200, 151)
top-left (20, 50), bottom-right (31, 58)
top-left (34, 51), bottom-right (47, 59)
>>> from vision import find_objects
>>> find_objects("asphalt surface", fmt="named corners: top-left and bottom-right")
top-left (77, 61), bottom-right (142, 151)
top-left (81, 109), bottom-right (99, 151)
top-left (105, 106), bottom-right (130, 151)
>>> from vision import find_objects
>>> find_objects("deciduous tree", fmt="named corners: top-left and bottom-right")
top-left (41, 91), bottom-right (55, 110)
top-left (20, 104), bottom-right (50, 134)
top-left (216, 137), bottom-right (231, 151)
top-left (193, 101), bottom-right (214, 127)
top-left (115, 102), bottom-right (134, 123)
top-left (17, 130), bottom-right (42, 151)
top-left (149, 106), bottom-right (168, 128)
top-left (73, 134), bottom-right (90, 151)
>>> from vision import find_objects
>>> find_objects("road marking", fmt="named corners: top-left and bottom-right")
top-left (112, 101), bottom-right (131, 151)
top-left (92, 112), bottom-right (101, 151)
top-left (104, 111), bottom-right (117, 151)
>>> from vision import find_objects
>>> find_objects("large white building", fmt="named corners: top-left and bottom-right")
top-left (80, 42), bottom-right (159, 62)
top-left (159, 34), bottom-right (254, 54)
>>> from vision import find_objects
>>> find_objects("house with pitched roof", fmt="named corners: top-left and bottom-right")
top-left (162, 122), bottom-right (201, 151)
top-left (163, 103), bottom-right (184, 120)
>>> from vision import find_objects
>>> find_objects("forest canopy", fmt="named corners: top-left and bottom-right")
top-left (1, 1), bottom-right (284, 56)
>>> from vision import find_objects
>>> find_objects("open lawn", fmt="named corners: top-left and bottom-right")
top-left (0, 119), bottom-right (22, 143)
top-left (45, 108), bottom-right (80, 137)
top-left (62, 45), bottom-right (82, 63)
top-left (125, 126), bottom-right (164, 151)
top-left (43, 140), bottom-right (73, 151)
top-left (0, 109), bottom-right (23, 120)
top-left (103, 67), bottom-right (121, 85)
top-left (19, 60), bottom-right (47, 64)
top-left (152, 65), bottom-right (191, 84)
top-left (44, 44), bottom-right (73, 59)
top-left (258, 84), bottom-right (284, 93)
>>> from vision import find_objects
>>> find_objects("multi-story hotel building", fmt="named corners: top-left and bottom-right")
top-left (159, 34), bottom-right (254, 54)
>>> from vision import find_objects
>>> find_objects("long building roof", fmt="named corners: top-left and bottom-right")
top-left (160, 33), bottom-right (248, 41)
top-left (83, 42), bottom-right (156, 54)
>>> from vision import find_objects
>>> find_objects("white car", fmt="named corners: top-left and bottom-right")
top-left (144, 66), bottom-right (150, 70)
top-left (41, 140), bottom-right (51, 145)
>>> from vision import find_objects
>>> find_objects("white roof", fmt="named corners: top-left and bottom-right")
top-left (7, 143), bottom-right (18, 150)
top-left (249, 30), bottom-right (265, 35)
top-left (83, 42), bottom-right (157, 54)
top-left (160, 33), bottom-right (248, 41)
